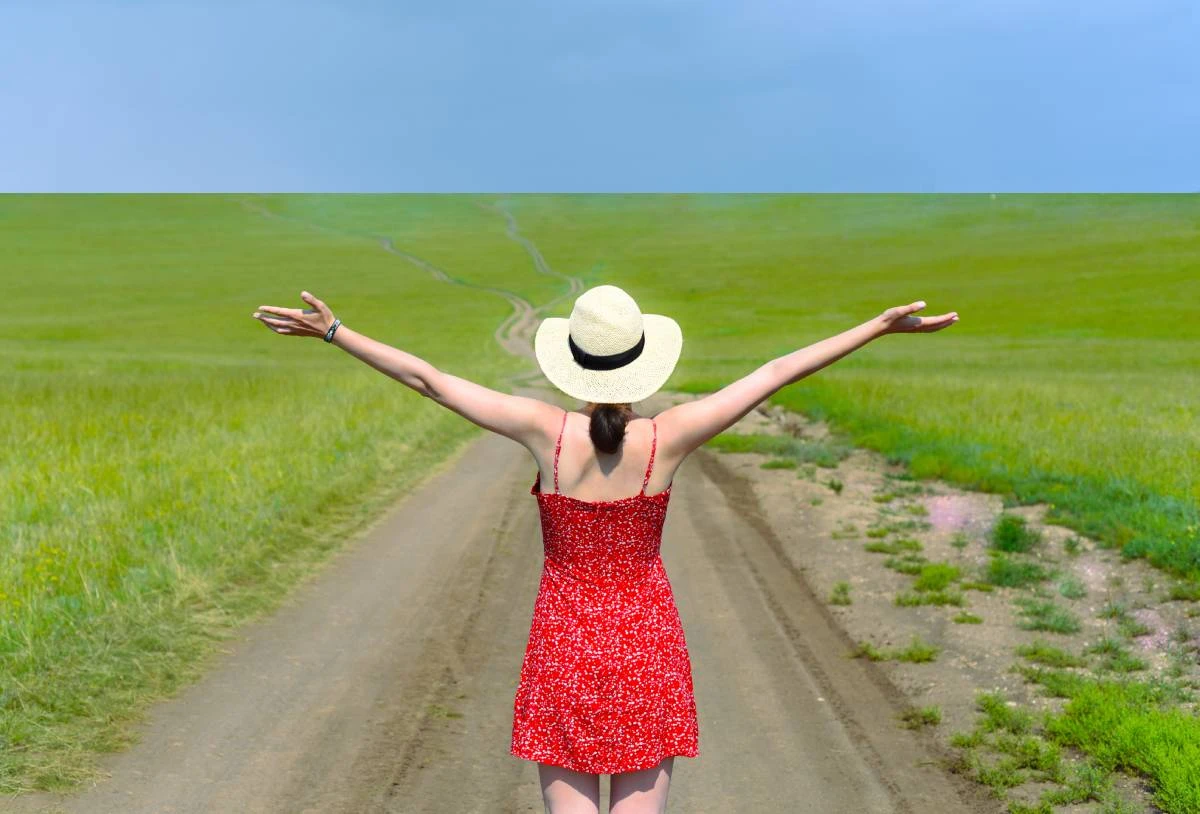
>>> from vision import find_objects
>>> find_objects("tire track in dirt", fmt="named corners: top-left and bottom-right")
top-left (682, 449), bottom-right (1000, 812)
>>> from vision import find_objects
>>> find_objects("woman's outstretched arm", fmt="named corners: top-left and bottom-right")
top-left (656, 300), bottom-right (959, 460)
top-left (252, 292), bottom-right (559, 448)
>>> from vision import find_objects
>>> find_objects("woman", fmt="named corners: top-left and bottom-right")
top-left (252, 284), bottom-right (958, 814)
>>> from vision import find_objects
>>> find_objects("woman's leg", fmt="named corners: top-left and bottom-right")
top-left (608, 756), bottom-right (674, 814)
top-left (538, 762), bottom-right (601, 814)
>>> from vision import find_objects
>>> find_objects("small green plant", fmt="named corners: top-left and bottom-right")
top-left (810, 497), bottom-right (823, 506)
top-left (894, 635), bottom-right (940, 663)
top-left (914, 562), bottom-right (962, 592)
top-left (827, 477), bottom-right (844, 495)
top-left (865, 526), bottom-right (890, 539)
top-left (1016, 640), bottom-right (1087, 668)
top-left (1083, 638), bottom-right (1147, 672)
top-left (961, 580), bottom-right (996, 592)
top-left (986, 553), bottom-right (1051, 588)
top-left (991, 513), bottom-right (1042, 553)
top-left (1041, 760), bottom-right (1112, 805)
top-left (1057, 575), bottom-right (1087, 600)
top-left (976, 691), bottom-right (1033, 735)
top-left (873, 491), bottom-right (896, 503)
top-left (864, 538), bottom-right (923, 555)
top-left (905, 502), bottom-right (929, 516)
top-left (1063, 536), bottom-right (1082, 556)
top-left (828, 581), bottom-right (852, 605)
top-left (851, 640), bottom-right (888, 661)
top-left (950, 531), bottom-right (970, 550)
top-left (954, 611), bottom-right (984, 624)
top-left (1168, 580), bottom-right (1200, 601)
top-left (761, 458), bottom-right (797, 469)
top-left (899, 705), bottom-right (942, 728)
top-left (895, 589), bottom-right (965, 607)
top-left (884, 555), bottom-right (927, 575)
top-left (1014, 598), bottom-right (1081, 634)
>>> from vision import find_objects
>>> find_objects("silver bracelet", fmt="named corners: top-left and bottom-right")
top-left (323, 318), bottom-right (342, 343)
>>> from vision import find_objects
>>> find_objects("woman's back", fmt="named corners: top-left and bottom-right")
top-left (536, 410), bottom-right (675, 503)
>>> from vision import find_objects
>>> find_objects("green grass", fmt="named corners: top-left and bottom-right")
top-left (7, 193), bottom-right (1200, 794)
top-left (864, 537), bottom-right (923, 554)
top-left (0, 195), bottom-right (542, 792)
top-left (1016, 640), bottom-right (1088, 668)
top-left (1014, 598), bottom-right (1082, 634)
top-left (851, 634), bottom-right (940, 663)
top-left (894, 635), bottom-right (941, 662)
top-left (991, 514), bottom-right (1043, 553)
top-left (899, 705), bottom-right (942, 728)
top-left (1057, 575), bottom-right (1088, 600)
top-left (913, 562), bottom-right (962, 592)
top-left (828, 581), bottom-right (852, 605)
top-left (884, 554), bottom-right (927, 575)
top-left (1039, 679), bottom-right (1200, 814)
top-left (1084, 638), bottom-right (1149, 673)
top-left (760, 458), bottom-right (797, 469)
top-left (895, 589), bottom-right (966, 607)
top-left (986, 553), bottom-right (1053, 588)
top-left (954, 611), bottom-right (984, 624)
top-left (704, 431), bottom-right (851, 468)
top-left (977, 691), bottom-right (1036, 735)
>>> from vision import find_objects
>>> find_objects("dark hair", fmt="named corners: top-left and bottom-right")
top-left (588, 403), bottom-right (633, 454)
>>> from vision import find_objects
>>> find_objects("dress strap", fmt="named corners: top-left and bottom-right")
top-left (552, 409), bottom-right (568, 494)
top-left (640, 418), bottom-right (657, 495)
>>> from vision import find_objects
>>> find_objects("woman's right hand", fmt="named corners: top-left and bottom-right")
top-left (877, 301), bottom-right (959, 334)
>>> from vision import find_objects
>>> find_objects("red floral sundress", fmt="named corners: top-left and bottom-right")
top-left (510, 410), bottom-right (700, 774)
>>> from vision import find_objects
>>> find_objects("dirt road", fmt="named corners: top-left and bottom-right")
top-left (10, 400), bottom-right (997, 813)
top-left (5, 203), bottom-right (1001, 813)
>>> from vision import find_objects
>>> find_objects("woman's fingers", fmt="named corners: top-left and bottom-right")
top-left (301, 291), bottom-right (331, 318)
top-left (257, 305), bottom-right (304, 317)
top-left (255, 314), bottom-right (297, 330)
top-left (917, 312), bottom-right (959, 332)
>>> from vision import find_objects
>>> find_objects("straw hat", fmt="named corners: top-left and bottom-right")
top-left (534, 285), bottom-right (682, 404)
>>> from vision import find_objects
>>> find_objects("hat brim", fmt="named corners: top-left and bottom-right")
top-left (534, 314), bottom-right (682, 404)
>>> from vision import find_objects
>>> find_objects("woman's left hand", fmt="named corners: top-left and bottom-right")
top-left (252, 291), bottom-right (336, 338)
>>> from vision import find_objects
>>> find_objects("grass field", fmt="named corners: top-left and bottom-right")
top-left (499, 194), bottom-right (1200, 578)
top-left (2, 194), bottom-right (1198, 793)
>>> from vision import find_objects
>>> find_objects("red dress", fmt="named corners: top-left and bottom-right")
top-left (510, 410), bottom-right (700, 774)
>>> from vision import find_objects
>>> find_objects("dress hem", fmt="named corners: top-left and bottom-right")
top-left (509, 744), bottom-right (699, 775)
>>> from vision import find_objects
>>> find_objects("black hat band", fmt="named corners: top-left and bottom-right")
top-left (568, 331), bottom-right (645, 370)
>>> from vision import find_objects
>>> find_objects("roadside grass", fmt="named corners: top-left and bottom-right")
top-left (1014, 598), bottom-right (1082, 634)
top-left (828, 581), bottom-right (852, 605)
top-left (864, 537), bottom-right (923, 554)
top-left (1015, 641), bottom-right (1088, 669)
top-left (0, 195), bottom-right (537, 792)
top-left (991, 514), bottom-right (1043, 553)
top-left (704, 431), bottom-right (852, 469)
top-left (985, 553), bottom-right (1053, 588)
top-left (965, 663), bottom-right (1200, 813)
top-left (898, 705), bottom-right (942, 729)
top-left (851, 634), bottom-right (940, 663)
top-left (1039, 676), bottom-right (1200, 814)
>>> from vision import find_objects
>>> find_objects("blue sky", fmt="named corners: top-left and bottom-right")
top-left (3, 0), bottom-right (1197, 191)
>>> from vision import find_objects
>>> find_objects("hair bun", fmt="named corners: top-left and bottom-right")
top-left (588, 404), bottom-right (632, 454)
